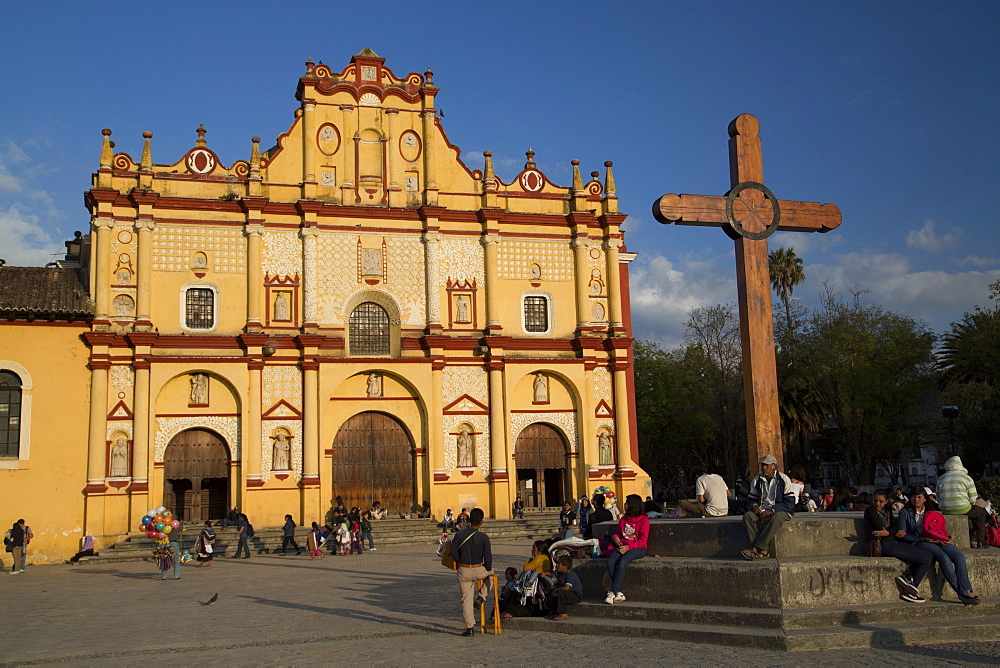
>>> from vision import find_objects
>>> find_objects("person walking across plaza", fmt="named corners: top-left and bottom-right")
top-left (936, 456), bottom-right (988, 548)
top-left (195, 521), bottom-right (216, 567)
top-left (17, 520), bottom-right (33, 571)
top-left (741, 454), bottom-right (796, 560)
top-left (453, 508), bottom-right (493, 637)
top-left (5, 520), bottom-right (25, 574)
top-left (280, 514), bottom-right (303, 555)
top-left (233, 513), bottom-right (252, 559)
top-left (604, 494), bottom-right (649, 604)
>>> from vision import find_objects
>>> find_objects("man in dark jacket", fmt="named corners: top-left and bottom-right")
top-left (453, 508), bottom-right (492, 636)
top-left (584, 494), bottom-right (613, 539)
top-left (741, 455), bottom-right (796, 560)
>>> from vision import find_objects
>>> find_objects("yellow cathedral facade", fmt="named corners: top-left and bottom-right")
top-left (0, 50), bottom-right (649, 563)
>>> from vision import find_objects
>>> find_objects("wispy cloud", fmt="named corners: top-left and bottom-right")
top-left (905, 219), bottom-right (962, 252)
top-left (953, 255), bottom-right (999, 268)
top-left (0, 203), bottom-right (60, 266)
top-left (0, 138), bottom-right (65, 265)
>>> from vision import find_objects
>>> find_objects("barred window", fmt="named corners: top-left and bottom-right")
top-left (185, 288), bottom-right (215, 329)
top-left (349, 302), bottom-right (390, 355)
top-left (0, 370), bottom-right (21, 458)
top-left (523, 295), bottom-right (549, 333)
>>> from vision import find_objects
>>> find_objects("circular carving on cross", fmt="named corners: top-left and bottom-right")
top-left (725, 181), bottom-right (780, 240)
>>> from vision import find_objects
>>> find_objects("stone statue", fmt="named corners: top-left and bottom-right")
top-left (272, 433), bottom-right (291, 470)
top-left (533, 373), bottom-right (548, 403)
top-left (599, 431), bottom-right (613, 465)
top-left (457, 428), bottom-right (474, 468)
top-left (366, 373), bottom-right (382, 398)
top-left (274, 292), bottom-right (290, 321)
top-left (110, 437), bottom-right (129, 477)
top-left (190, 373), bottom-right (208, 405)
top-left (455, 295), bottom-right (469, 323)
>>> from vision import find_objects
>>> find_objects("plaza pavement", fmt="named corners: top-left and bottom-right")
top-left (2, 537), bottom-right (1000, 666)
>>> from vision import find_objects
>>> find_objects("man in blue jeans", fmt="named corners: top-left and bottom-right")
top-left (232, 513), bottom-right (251, 559)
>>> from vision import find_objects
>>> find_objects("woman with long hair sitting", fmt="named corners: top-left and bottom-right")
top-left (896, 487), bottom-right (980, 605)
top-left (604, 494), bottom-right (649, 605)
top-left (864, 490), bottom-right (933, 602)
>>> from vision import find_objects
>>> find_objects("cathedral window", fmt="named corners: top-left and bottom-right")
top-left (0, 370), bottom-right (22, 458)
top-left (522, 294), bottom-right (551, 335)
top-left (349, 302), bottom-right (390, 355)
top-left (183, 286), bottom-right (217, 331)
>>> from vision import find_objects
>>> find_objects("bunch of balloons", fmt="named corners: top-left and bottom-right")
top-left (139, 505), bottom-right (181, 541)
top-left (593, 485), bottom-right (617, 510)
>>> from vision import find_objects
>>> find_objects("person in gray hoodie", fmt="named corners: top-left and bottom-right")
top-left (937, 456), bottom-right (987, 548)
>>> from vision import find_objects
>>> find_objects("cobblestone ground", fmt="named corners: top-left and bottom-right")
top-left (2, 538), bottom-right (999, 666)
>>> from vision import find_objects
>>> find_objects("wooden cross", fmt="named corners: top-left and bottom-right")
top-left (652, 114), bottom-right (841, 475)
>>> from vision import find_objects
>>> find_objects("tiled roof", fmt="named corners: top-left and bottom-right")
top-left (0, 266), bottom-right (93, 319)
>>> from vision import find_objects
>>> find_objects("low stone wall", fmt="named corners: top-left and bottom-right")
top-left (590, 513), bottom-right (972, 558)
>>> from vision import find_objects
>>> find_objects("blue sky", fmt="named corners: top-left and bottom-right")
top-left (1, 1), bottom-right (997, 346)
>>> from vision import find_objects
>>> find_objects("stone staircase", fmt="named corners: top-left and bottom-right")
top-left (76, 512), bottom-right (563, 565)
top-left (504, 514), bottom-right (1000, 650)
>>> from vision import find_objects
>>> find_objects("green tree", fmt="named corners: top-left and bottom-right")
top-left (804, 287), bottom-right (937, 485)
top-left (937, 281), bottom-right (1000, 473)
top-left (769, 247), bottom-right (806, 336)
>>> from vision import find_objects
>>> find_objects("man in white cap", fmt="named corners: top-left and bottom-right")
top-left (741, 454), bottom-right (797, 560)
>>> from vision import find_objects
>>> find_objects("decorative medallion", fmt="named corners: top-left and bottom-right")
top-left (112, 294), bottom-right (135, 316)
top-left (359, 93), bottom-right (380, 107)
top-left (317, 124), bottom-right (341, 156)
top-left (185, 148), bottom-right (217, 175)
top-left (399, 131), bottom-right (421, 162)
top-left (592, 302), bottom-right (606, 321)
top-left (519, 169), bottom-right (545, 192)
top-left (117, 230), bottom-right (133, 244)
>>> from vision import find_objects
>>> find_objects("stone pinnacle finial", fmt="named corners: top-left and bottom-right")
top-left (604, 161), bottom-right (616, 197)
top-left (483, 151), bottom-right (495, 182)
top-left (195, 124), bottom-right (208, 148)
top-left (100, 129), bottom-right (113, 169)
top-left (524, 147), bottom-right (536, 169)
top-left (304, 58), bottom-right (316, 78)
top-left (424, 67), bottom-right (434, 87)
top-left (140, 131), bottom-right (153, 172)
top-left (250, 136), bottom-right (261, 166)
top-left (571, 159), bottom-right (583, 193)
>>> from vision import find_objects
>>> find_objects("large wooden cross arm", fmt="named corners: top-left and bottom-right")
top-left (650, 113), bottom-right (842, 475)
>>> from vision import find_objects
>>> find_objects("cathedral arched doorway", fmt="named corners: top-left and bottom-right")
top-left (514, 423), bottom-right (570, 510)
top-left (163, 428), bottom-right (230, 522)
top-left (331, 411), bottom-right (415, 516)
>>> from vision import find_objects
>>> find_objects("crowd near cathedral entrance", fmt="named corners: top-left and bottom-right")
top-left (331, 412), bottom-right (416, 516)
top-left (0, 49), bottom-right (650, 560)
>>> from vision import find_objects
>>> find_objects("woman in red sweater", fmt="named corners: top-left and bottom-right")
top-left (605, 494), bottom-right (649, 604)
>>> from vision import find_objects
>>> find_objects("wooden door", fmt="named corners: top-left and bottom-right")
top-left (164, 429), bottom-right (230, 521)
top-left (514, 423), bottom-right (569, 509)
top-left (331, 412), bottom-right (415, 516)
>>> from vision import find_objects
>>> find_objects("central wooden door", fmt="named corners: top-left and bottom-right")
top-left (514, 423), bottom-right (569, 510)
top-left (163, 428), bottom-right (230, 522)
top-left (331, 412), bottom-right (415, 516)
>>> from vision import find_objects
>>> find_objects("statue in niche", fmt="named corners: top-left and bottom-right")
top-left (274, 292), bottom-right (290, 321)
top-left (110, 437), bottom-right (129, 477)
top-left (192, 252), bottom-right (208, 269)
top-left (117, 268), bottom-right (131, 286)
top-left (366, 373), bottom-right (382, 398)
top-left (190, 373), bottom-right (209, 405)
top-left (457, 428), bottom-right (475, 468)
top-left (530, 264), bottom-right (542, 280)
top-left (598, 431), bottom-right (613, 466)
top-left (272, 432), bottom-right (291, 471)
top-left (533, 373), bottom-right (548, 403)
top-left (455, 295), bottom-right (469, 323)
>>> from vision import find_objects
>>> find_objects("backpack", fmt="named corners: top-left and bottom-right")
top-left (360, 517), bottom-right (371, 533)
top-left (920, 510), bottom-right (949, 542)
top-left (245, 522), bottom-right (256, 538)
top-left (985, 513), bottom-right (1000, 548)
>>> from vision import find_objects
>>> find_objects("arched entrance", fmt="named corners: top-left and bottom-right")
top-left (331, 411), bottom-right (415, 516)
top-left (514, 423), bottom-right (570, 509)
top-left (163, 428), bottom-right (230, 521)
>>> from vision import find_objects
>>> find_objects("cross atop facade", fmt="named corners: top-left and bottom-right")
top-left (652, 113), bottom-right (842, 474)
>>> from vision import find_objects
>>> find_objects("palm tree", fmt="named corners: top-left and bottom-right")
top-left (769, 247), bottom-right (805, 336)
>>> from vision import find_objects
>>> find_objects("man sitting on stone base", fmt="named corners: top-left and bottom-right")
top-left (741, 454), bottom-right (796, 560)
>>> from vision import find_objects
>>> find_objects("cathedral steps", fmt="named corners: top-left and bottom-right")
top-left (75, 513), bottom-right (563, 565)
